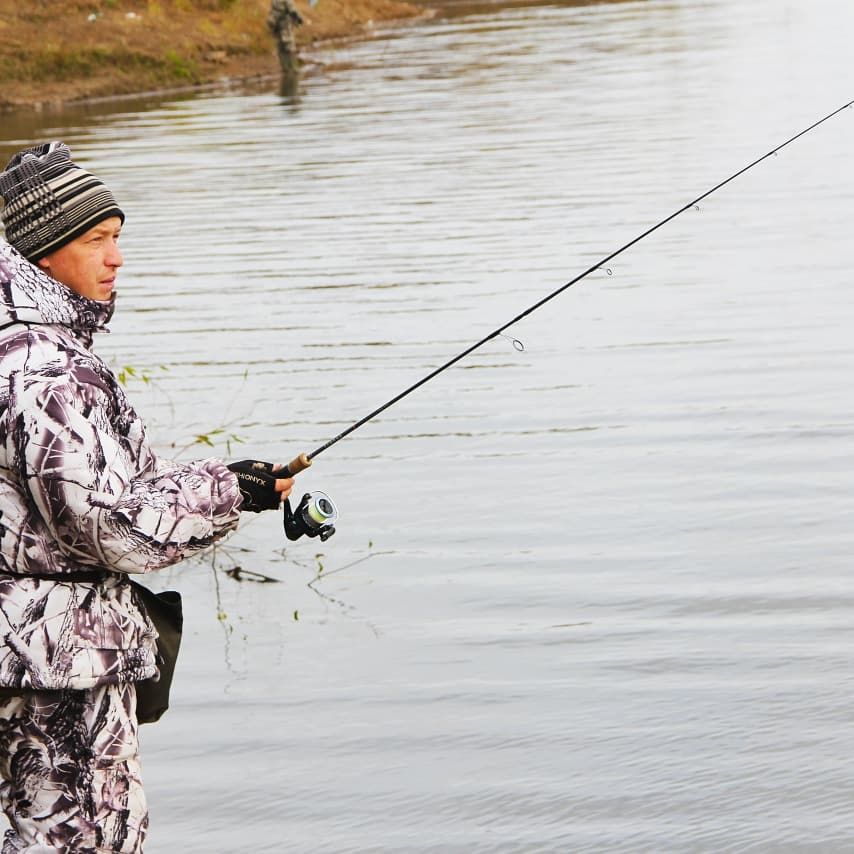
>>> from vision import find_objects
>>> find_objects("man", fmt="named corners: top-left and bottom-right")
top-left (267, 0), bottom-right (304, 75)
top-left (0, 142), bottom-right (293, 852)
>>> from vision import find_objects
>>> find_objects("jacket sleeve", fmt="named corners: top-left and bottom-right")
top-left (12, 370), bottom-right (242, 574)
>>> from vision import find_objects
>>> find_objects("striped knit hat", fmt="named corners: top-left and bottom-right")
top-left (0, 142), bottom-right (124, 262)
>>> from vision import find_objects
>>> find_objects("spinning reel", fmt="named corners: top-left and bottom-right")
top-left (283, 491), bottom-right (338, 542)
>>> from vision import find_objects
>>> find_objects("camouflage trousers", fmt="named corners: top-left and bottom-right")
top-left (0, 684), bottom-right (147, 853)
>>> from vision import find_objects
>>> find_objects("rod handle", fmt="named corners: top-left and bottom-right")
top-left (283, 453), bottom-right (312, 476)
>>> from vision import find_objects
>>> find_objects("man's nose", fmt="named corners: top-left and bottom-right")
top-left (107, 242), bottom-right (124, 269)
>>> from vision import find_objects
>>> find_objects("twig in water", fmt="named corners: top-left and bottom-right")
top-left (224, 566), bottom-right (281, 584)
top-left (305, 550), bottom-right (393, 637)
top-left (306, 551), bottom-right (393, 590)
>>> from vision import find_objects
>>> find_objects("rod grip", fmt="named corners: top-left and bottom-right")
top-left (283, 453), bottom-right (312, 476)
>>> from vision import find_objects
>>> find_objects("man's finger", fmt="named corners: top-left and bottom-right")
top-left (275, 477), bottom-right (295, 493)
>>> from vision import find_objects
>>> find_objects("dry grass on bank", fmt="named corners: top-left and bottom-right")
top-left (0, 0), bottom-right (423, 112)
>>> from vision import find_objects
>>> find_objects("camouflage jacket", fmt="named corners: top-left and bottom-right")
top-left (0, 240), bottom-right (242, 691)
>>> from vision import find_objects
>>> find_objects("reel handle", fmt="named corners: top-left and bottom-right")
top-left (282, 453), bottom-right (312, 477)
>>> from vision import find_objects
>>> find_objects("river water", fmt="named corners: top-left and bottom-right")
top-left (2, 0), bottom-right (854, 850)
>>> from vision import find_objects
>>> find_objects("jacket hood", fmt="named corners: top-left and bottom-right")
top-left (0, 239), bottom-right (114, 337)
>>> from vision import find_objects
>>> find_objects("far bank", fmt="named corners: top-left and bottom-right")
top-left (0, 0), bottom-right (428, 113)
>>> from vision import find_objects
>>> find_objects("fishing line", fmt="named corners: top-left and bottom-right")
top-left (282, 98), bottom-right (853, 477)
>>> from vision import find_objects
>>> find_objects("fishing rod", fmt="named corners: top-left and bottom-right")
top-left (278, 98), bottom-right (853, 542)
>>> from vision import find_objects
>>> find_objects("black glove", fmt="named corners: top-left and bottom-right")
top-left (227, 460), bottom-right (285, 513)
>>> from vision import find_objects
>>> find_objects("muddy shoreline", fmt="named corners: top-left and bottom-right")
top-left (0, 0), bottom-right (431, 114)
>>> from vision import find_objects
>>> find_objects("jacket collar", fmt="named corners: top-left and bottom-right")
top-left (0, 239), bottom-right (114, 341)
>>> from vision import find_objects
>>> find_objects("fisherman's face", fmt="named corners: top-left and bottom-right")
top-left (37, 217), bottom-right (123, 302)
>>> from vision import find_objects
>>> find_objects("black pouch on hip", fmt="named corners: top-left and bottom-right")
top-left (130, 580), bottom-right (184, 725)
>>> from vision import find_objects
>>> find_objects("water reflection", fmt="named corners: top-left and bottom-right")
top-left (429, 0), bottom-right (645, 16)
top-left (0, 80), bottom-right (280, 164)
